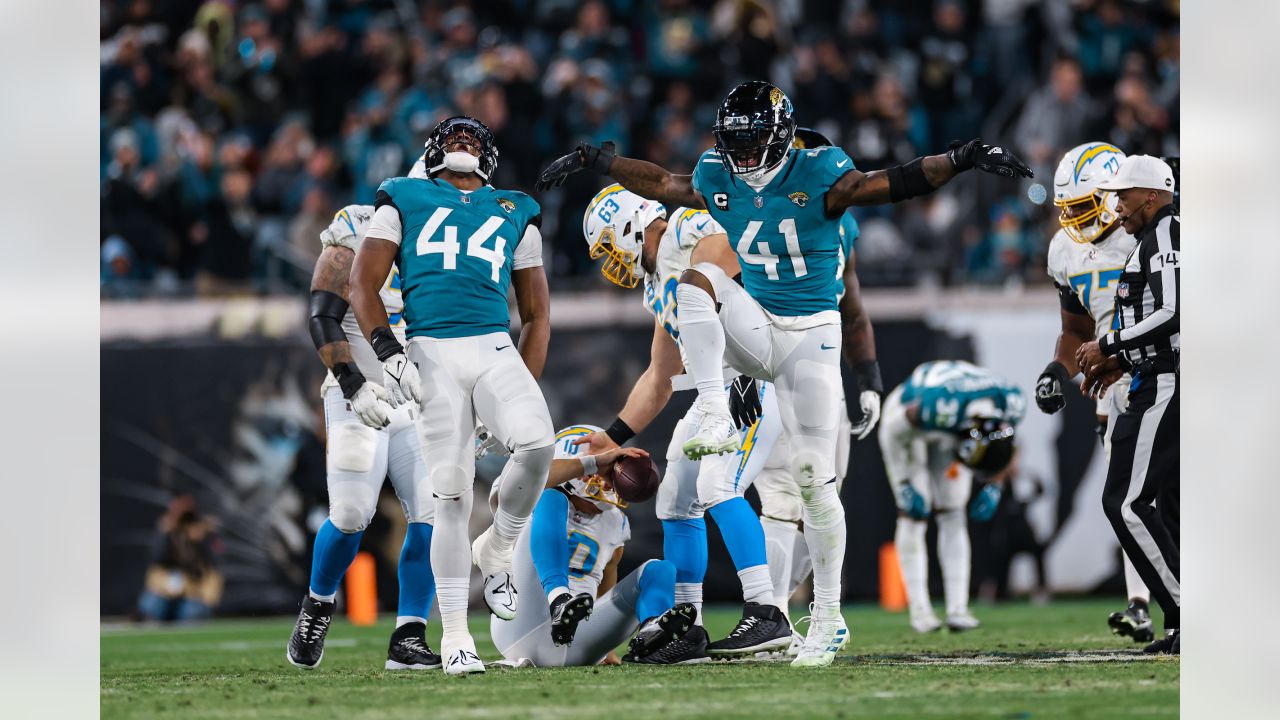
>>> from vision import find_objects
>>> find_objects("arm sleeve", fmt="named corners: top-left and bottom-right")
top-left (530, 489), bottom-right (571, 597)
top-left (364, 204), bottom-right (403, 246)
top-left (1101, 223), bottom-right (1180, 355)
top-left (512, 224), bottom-right (544, 270)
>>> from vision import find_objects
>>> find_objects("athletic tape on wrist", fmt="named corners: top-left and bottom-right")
top-left (370, 326), bottom-right (405, 362)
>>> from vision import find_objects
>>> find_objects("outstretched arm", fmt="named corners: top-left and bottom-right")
top-left (535, 142), bottom-right (705, 209)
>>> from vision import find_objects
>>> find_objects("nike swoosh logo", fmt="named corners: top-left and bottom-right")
top-left (836, 160), bottom-right (848, 168)
top-left (495, 345), bottom-right (511, 351)
top-left (820, 343), bottom-right (837, 350)
top-left (696, 220), bottom-right (709, 231)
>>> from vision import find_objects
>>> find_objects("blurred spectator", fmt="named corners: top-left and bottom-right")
top-left (97, 0), bottom-right (1178, 296)
top-left (136, 496), bottom-right (224, 623)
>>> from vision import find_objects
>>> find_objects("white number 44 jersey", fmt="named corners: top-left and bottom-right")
top-left (1046, 226), bottom-right (1138, 340)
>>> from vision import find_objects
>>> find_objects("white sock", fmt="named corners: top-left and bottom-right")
top-left (492, 445), bottom-right (553, 554)
top-left (309, 589), bottom-right (337, 603)
top-left (762, 517), bottom-right (799, 608)
top-left (935, 510), bottom-right (971, 617)
top-left (675, 283), bottom-right (729, 415)
top-left (431, 490), bottom-right (475, 636)
top-left (789, 527), bottom-right (812, 601)
top-left (546, 585), bottom-right (570, 605)
top-left (490, 508), bottom-right (526, 556)
top-left (1123, 554), bottom-right (1150, 604)
top-left (675, 582), bottom-right (704, 625)
top-left (396, 615), bottom-right (426, 628)
top-left (801, 482), bottom-right (845, 611)
top-left (737, 565), bottom-right (776, 607)
top-left (895, 516), bottom-right (931, 618)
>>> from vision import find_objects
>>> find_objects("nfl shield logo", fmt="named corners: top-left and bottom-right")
top-left (1117, 283), bottom-right (1129, 299)
top-left (753, 196), bottom-right (764, 208)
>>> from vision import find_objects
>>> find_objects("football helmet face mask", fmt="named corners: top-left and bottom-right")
top-left (713, 81), bottom-right (797, 178)
top-left (568, 474), bottom-right (628, 510)
top-left (1053, 142), bottom-right (1126, 243)
top-left (582, 184), bottom-right (663, 289)
top-left (955, 418), bottom-right (1017, 474)
top-left (422, 115), bottom-right (499, 182)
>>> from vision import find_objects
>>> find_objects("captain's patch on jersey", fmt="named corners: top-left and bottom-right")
top-left (789, 191), bottom-right (809, 208)
top-left (713, 192), bottom-right (729, 210)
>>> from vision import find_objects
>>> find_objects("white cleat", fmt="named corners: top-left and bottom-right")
top-left (946, 611), bottom-right (981, 632)
top-left (473, 528), bottom-right (517, 620)
top-left (910, 611), bottom-right (943, 634)
top-left (785, 629), bottom-right (806, 657)
top-left (441, 633), bottom-right (486, 676)
top-left (790, 606), bottom-right (848, 667)
top-left (682, 410), bottom-right (741, 459)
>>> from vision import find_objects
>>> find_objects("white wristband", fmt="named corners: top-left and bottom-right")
top-left (580, 454), bottom-right (599, 476)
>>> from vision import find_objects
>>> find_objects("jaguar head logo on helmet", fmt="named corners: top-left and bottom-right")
top-left (1054, 142), bottom-right (1126, 243)
top-left (712, 81), bottom-right (797, 181)
top-left (582, 184), bottom-right (667, 289)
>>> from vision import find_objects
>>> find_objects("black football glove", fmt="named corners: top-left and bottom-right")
top-left (947, 138), bottom-right (1033, 179)
top-left (535, 141), bottom-right (616, 191)
top-left (728, 374), bottom-right (762, 430)
top-left (1035, 361), bottom-right (1070, 415)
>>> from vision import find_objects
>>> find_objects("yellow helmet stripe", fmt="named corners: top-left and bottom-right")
top-left (1072, 144), bottom-right (1124, 184)
top-left (555, 425), bottom-right (598, 440)
top-left (587, 184), bottom-right (627, 214)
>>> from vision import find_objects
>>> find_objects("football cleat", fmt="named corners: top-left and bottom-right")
top-left (624, 603), bottom-right (698, 660)
top-left (946, 611), bottom-right (981, 632)
top-left (1108, 601), bottom-right (1154, 643)
top-left (626, 620), bottom-right (711, 665)
top-left (287, 595), bottom-right (335, 669)
top-left (549, 592), bottom-right (595, 646)
top-left (707, 602), bottom-right (792, 656)
top-left (441, 632), bottom-right (485, 675)
top-left (1143, 628), bottom-right (1179, 655)
top-left (682, 410), bottom-right (741, 460)
top-left (910, 611), bottom-right (943, 634)
top-left (785, 627), bottom-right (806, 657)
top-left (473, 528), bottom-right (517, 620)
top-left (791, 605), bottom-right (849, 667)
top-left (385, 622), bottom-right (442, 670)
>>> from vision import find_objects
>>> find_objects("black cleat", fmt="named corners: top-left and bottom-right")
top-left (385, 622), bottom-right (442, 670)
top-left (707, 602), bottom-right (792, 657)
top-left (624, 604), bottom-right (698, 660)
top-left (1108, 601), bottom-right (1154, 643)
top-left (626, 621), bottom-right (710, 665)
top-left (287, 595), bottom-right (335, 669)
top-left (549, 592), bottom-right (594, 646)
top-left (1143, 629), bottom-right (1179, 655)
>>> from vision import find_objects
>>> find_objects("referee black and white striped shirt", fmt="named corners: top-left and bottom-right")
top-left (1099, 204), bottom-right (1180, 371)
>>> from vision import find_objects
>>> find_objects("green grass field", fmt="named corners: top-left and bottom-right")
top-left (101, 599), bottom-right (1177, 719)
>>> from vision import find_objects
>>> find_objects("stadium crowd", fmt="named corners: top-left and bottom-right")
top-left (100, 0), bottom-right (1179, 297)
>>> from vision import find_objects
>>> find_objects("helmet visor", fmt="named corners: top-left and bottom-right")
top-left (714, 127), bottom-right (785, 175)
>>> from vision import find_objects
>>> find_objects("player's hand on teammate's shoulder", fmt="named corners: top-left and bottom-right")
top-left (535, 142), bottom-right (616, 191)
top-left (572, 431), bottom-right (619, 454)
top-left (947, 138), bottom-right (1033, 179)
top-left (349, 381), bottom-right (393, 429)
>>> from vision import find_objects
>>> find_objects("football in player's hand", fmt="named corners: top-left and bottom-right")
top-left (612, 454), bottom-right (660, 504)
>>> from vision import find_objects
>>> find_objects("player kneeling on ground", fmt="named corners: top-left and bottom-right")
top-left (490, 425), bottom-right (704, 666)
top-left (878, 361), bottom-right (1024, 633)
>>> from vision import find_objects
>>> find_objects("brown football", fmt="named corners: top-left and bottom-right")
top-left (611, 454), bottom-right (661, 504)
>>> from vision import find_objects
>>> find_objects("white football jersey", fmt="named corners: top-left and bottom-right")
top-left (319, 204), bottom-right (407, 392)
top-left (641, 207), bottom-right (726, 355)
top-left (551, 424), bottom-right (631, 598)
top-left (1046, 227), bottom-right (1138, 340)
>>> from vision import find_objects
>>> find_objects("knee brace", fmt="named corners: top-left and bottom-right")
top-left (328, 422), bottom-right (378, 474)
top-left (800, 480), bottom-right (844, 531)
top-left (431, 463), bottom-right (472, 501)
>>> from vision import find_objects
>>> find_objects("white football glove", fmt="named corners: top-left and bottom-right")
top-left (350, 381), bottom-right (393, 429)
top-left (849, 390), bottom-right (882, 440)
top-left (475, 424), bottom-right (511, 459)
top-left (381, 352), bottom-right (421, 407)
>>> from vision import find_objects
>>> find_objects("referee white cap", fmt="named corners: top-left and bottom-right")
top-left (1096, 154), bottom-right (1176, 193)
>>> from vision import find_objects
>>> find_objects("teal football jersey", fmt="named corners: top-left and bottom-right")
top-left (834, 210), bottom-right (860, 301)
top-left (376, 178), bottom-right (541, 339)
top-left (899, 361), bottom-right (1026, 432)
top-left (692, 146), bottom-right (855, 316)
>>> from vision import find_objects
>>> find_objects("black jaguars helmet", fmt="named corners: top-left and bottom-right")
top-left (955, 418), bottom-right (1017, 474)
top-left (713, 81), bottom-right (797, 177)
top-left (422, 115), bottom-right (499, 183)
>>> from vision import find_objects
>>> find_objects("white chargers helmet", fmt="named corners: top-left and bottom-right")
top-left (1053, 142), bottom-right (1126, 243)
top-left (582, 184), bottom-right (666, 288)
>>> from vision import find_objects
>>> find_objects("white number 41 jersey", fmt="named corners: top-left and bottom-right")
top-left (1046, 227), bottom-right (1137, 340)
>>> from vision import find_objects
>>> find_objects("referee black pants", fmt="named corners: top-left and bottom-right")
top-left (1101, 371), bottom-right (1180, 629)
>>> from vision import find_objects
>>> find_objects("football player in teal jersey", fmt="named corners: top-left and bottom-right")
top-left (879, 361), bottom-right (1024, 634)
top-left (350, 116), bottom-right (555, 675)
top-left (538, 81), bottom-right (1030, 666)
